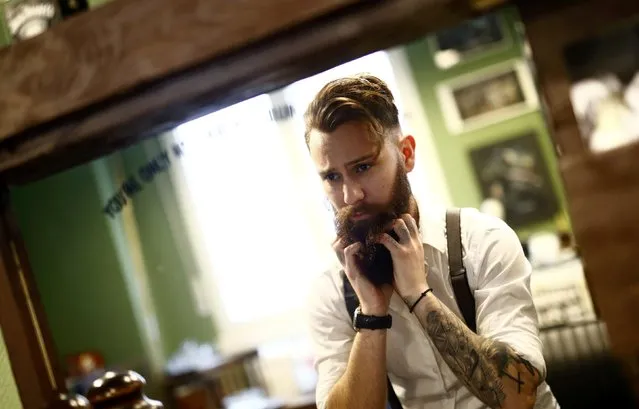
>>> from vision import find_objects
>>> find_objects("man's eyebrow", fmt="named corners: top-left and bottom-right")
top-left (346, 153), bottom-right (377, 167)
top-left (318, 153), bottom-right (378, 177)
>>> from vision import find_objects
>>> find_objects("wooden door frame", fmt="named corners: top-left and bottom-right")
top-left (0, 0), bottom-right (637, 407)
top-left (0, 187), bottom-right (65, 409)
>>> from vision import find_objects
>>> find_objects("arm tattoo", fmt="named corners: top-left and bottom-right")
top-left (422, 298), bottom-right (541, 409)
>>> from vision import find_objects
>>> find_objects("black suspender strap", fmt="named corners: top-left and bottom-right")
top-left (445, 208), bottom-right (477, 333)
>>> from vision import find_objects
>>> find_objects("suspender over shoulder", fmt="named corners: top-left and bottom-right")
top-left (445, 208), bottom-right (477, 333)
top-left (340, 207), bottom-right (476, 409)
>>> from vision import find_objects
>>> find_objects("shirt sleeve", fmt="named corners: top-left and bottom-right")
top-left (306, 270), bottom-right (355, 409)
top-left (464, 209), bottom-right (547, 379)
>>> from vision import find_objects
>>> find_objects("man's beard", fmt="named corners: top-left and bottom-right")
top-left (334, 162), bottom-right (419, 287)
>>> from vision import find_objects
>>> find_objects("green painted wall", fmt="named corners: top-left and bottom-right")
top-left (0, 8), bottom-right (9, 46)
top-left (0, 328), bottom-right (22, 409)
top-left (9, 135), bottom-right (216, 382)
top-left (119, 140), bottom-right (216, 357)
top-left (11, 165), bottom-right (148, 369)
top-left (404, 7), bottom-right (570, 237)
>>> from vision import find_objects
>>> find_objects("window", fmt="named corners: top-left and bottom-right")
top-left (172, 50), bottom-right (433, 326)
top-left (173, 94), bottom-right (335, 323)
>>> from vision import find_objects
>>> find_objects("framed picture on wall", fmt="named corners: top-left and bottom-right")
top-left (436, 59), bottom-right (539, 134)
top-left (469, 131), bottom-right (559, 229)
top-left (429, 13), bottom-right (511, 70)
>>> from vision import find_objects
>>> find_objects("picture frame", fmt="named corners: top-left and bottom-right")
top-left (469, 131), bottom-right (559, 229)
top-left (428, 12), bottom-right (512, 70)
top-left (436, 59), bottom-right (539, 134)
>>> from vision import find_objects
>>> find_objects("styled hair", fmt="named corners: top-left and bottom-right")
top-left (303, 74), bottom-right (400, 151)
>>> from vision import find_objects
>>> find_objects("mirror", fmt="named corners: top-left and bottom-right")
top-left (7, 5), bottom-right (638, 409)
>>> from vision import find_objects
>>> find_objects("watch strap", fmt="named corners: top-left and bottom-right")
top-left (354, 307), bottom-right (392, 330)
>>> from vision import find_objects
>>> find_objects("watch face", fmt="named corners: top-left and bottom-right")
top-left (3, 0), bottom-right (58, 42)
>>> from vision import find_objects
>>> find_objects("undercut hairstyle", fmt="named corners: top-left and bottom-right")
top-left (303, 74), bottom-right (401, 153)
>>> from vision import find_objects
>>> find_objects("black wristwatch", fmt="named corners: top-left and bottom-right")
top-left (353, 306), bottom-right (392, 331)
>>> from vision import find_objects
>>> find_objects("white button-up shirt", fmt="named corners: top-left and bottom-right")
top-left (307, 205), bottom-right (559, 409)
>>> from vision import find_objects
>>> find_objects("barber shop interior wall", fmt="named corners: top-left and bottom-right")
top-left (12, 166), bottom-right (150, 372)
top-left (116, 138), bottom-right (217, 356)
top-left (10, 141), bottom-right (216, 382)
top-left (404, 6), bottom-right (571, 237)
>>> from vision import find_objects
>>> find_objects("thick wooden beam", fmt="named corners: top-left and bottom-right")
top-left (0, 0), bottom-right (360, 144)
top-left (0, 0), bottom-right (506, 184)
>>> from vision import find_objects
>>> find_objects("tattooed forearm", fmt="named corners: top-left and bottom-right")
top-left (414, 296), bottom-right (541, 409)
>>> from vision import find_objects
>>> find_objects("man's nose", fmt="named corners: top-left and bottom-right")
top-left (343, 179), bottom-right (364, 205)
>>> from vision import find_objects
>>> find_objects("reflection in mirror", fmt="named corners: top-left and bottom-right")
top-left (8, 5), bottom-right (638, 409)
top-left (565, 19), bottom-right (639, 153)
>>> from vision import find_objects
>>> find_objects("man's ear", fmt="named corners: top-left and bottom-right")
top-left (399, 135), bottom-right (416, 172)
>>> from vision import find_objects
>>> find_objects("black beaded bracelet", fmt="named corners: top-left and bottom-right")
top-left (409, 288), bottom-right (433, 313)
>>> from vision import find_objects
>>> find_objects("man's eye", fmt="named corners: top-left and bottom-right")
top-left (355, 163), bottom-right (372, 173)
top-left (324, 173), bottom-right (340, 182)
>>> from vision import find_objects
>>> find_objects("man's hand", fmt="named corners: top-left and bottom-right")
top-left (333, 238), bottom-right (393, 316)
top-left (378, 214), bottom-right (429, 305)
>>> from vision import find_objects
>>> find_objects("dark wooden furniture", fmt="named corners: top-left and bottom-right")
top-left (45, 370), bottom-right (163, 409)
top-left (0, 0), bottom-right (637, 407)
top-left (87, 370), bottom-right (163, 409)
top-left (165, 349), bottom-right (270, 409)
top-left (45, 393), bottom-right (91, 409)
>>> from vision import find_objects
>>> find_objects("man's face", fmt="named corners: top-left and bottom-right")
top-left (308, 121), bottom-right (418, 286)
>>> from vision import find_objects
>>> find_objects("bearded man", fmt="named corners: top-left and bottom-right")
top-left (304, 74), bottom-right (559, 409)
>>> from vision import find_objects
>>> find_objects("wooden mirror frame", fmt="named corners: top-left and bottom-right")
top-left (0, 0), bottom-right (638, 407)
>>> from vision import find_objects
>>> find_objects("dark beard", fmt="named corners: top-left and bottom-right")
top-left (334, 162), bottom-right (419, 287)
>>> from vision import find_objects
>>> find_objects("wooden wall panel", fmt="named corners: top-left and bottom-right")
top-left (521, 0), bottom-right (639, 398)
top-left (560, 143), bottom-right (639, 395)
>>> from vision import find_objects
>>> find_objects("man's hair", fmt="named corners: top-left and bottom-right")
top-left (303, 74), bottom-right (400, 151)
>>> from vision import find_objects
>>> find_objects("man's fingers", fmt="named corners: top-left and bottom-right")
top-left (378, 233), bottom-right (401, 253)
top-left (343, 242), bottom-right (362, 281)
top-left (344, 242), bottom-right (361, 260)
top-left (393, 218), bottom-right (411, 243)
top-left (401, 213), bottom-right (419, 236)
